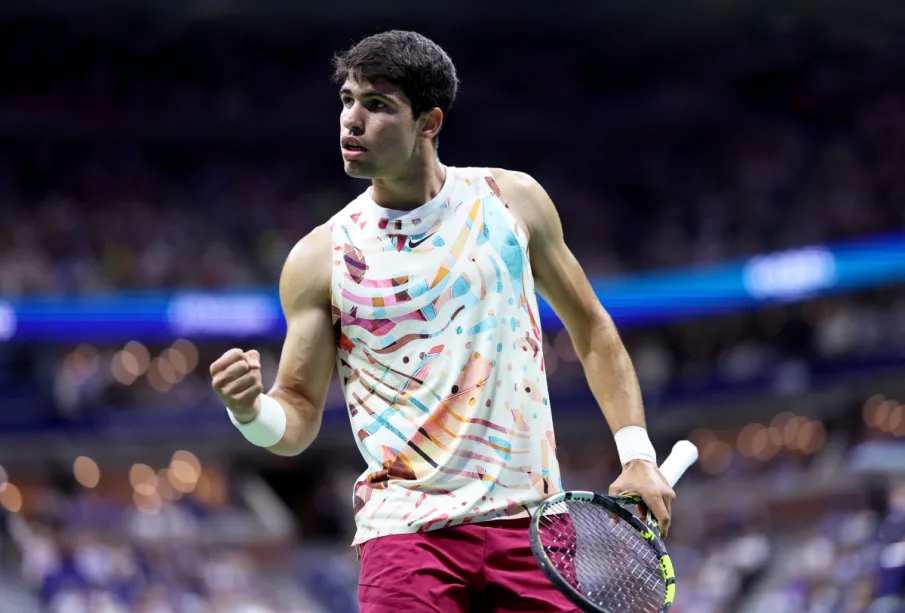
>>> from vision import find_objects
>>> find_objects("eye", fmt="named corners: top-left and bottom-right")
top-left (341, 96), bottom-right (354, 107)
top-left (367, 99), bottom-right (388, 111)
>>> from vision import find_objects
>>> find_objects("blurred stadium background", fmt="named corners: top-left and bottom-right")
top-left (1, 1), bottom-right (905, 612)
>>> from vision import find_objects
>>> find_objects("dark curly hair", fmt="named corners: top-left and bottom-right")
top-left (332, 31), bottom-right (459, 145)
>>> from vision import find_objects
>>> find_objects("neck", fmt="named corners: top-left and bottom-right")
top-left (370, 152), bottom-right (446, 211)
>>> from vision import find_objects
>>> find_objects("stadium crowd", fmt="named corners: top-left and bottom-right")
top-left (749, 482), bottom-right (905, 613)
top-left (37, 284), bottom-right (905, 428)
top-left (9, 483), bottom-right (316, 613)
top-left (0, 19), bottom-right (904, 296)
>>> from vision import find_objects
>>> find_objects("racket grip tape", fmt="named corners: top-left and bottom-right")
top-left (658, 440), bottom-right (699, 488)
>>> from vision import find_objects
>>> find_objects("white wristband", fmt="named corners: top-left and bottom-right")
top-left (614, 426), bottom-right (657, 466)
top-left (227, 394), bottom-right (287, 448)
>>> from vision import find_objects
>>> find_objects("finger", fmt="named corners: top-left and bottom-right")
top-left (212, 361), bottom-right (252, 391)
top-left (210, 348), bottom-right (245, 376)
top-left (222, 373), bottom-right (261, 399)
top-left (662, 489), bottom-right (676, 539)
top-left (244, 349), bottom-right (261, 370)
top-left (222, 360), bottom-right (251, 382)
top-left (233, 381), bottom-right (265, 407)
top-left (210, 348), bottom-right (245, 375)
top-left (643, 493), bottom-right (671, 538)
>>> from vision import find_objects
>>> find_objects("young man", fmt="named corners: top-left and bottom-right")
top-left (211, 30), bottom-right (675, 612)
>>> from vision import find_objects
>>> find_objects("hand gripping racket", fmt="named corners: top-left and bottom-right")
top-left (529, 440), bottom-right (699, 613)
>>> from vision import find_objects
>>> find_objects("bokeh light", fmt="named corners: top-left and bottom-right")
top-left (863, 395), bottom-right (886, 427)
top-left (157, 469), bottom-right (181, 502)
top-left (111, 350), bottom-right (139, 385)
top-left (62, 345), bottom-right (100, 384)
top-left (146, 359), bottom-right (173, 393)
top-left (887, 404), bottom-right (903, 435)
top-left (124, 341), bottom-right (151, 375)
top-left (893, 407), bottom-right (905, 437)
top-left (799, 420), bottom-right (827, 454)
top-left (700, 440), bottom-right (733, 475)
top-left (782, 416), bottom-right (805, 447)
top-left (169, 450), bottom-right (202, 493)
top-left (690, 428), bottom-right (717, 449)
top-left (737, 423), bottom-right (763, 457)
top-left (73, 456), bottom-right (101, 488)
top-left (129, 463), bottom-right (158, 496)
top-left (162, 347), bottom-right (188, 376)
top-left (171, 339), bottom-right (199, 373)
top-left (0, 482), bottom-right (22, 513)
top-left (875, 400), bottom-right (896, 433)
top-left (752, 427), bottom-right (780, 461)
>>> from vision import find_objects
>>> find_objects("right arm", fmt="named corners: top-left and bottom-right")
top-left (211, 223), bottom-right (336, 456)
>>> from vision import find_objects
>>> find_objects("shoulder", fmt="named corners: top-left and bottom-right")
top-left (488, 168), bottom-right (559, 240)
top-left (488, 168), bottom-right (541, 195)
top-left (279, 223), bottom-right (333, 312)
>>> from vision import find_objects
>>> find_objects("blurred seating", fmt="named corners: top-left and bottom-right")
top-left (0, 21), bottom-right (903, 296)
top-left (8, 486), bottom-right (320, 613)
top-left (746, 483), bottom-right (905, 613)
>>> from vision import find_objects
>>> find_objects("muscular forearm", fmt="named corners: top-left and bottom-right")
top-left (573, 312), bottom-right (646, 434)
top-left (265, 386), bottom-right (323, 456)
top-left (231, 385), bottom-right (323, 456)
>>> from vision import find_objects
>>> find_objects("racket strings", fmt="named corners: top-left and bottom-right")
top-left (537, 500), bottom-right (666, 613)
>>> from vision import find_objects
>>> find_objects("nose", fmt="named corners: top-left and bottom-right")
top-left (341, 103), bottom-right (364, 136)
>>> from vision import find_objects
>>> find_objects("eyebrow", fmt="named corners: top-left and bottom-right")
top-left (339, 87), bottom-right (391, 100)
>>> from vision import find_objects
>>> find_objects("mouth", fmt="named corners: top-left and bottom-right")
top-left (342, 148), bottom-right (366, 161)
top-left (341, 139), bottom-right (368, 160)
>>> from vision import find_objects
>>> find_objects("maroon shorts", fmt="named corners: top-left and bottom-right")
top-left (357, 518), bottom-right (581, 613)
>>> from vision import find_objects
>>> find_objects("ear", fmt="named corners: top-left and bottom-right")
top-left (420, 108), bottom-right (444, 140)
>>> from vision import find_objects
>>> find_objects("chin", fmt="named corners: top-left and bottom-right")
top-left (343, 161), bottom-right (378, 179)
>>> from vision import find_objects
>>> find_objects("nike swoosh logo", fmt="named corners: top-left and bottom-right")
top-left (408, 233), bottom-right (437, 249)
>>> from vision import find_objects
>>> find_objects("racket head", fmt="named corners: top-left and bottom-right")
top-left (529, 491), bottom-right (676, 613)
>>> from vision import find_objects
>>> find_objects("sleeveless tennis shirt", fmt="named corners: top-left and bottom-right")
top-left (329, 166), bottom-right (563, 546)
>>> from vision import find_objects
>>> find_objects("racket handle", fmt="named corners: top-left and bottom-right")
top-left (659, 440), bottom-right (699, 487)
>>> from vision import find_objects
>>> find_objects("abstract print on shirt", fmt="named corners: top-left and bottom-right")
top-left (329, 166), bottom-right (563, 546)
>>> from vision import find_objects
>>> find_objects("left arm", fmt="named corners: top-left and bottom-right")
top-left (491, 169), bottom-right (676, 535)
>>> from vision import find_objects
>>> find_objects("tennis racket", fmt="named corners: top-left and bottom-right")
top-left (530, 440), bottom-right (699, 613)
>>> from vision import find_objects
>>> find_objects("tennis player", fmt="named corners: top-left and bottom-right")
top-left (210, 30), bottom-right (676, 612)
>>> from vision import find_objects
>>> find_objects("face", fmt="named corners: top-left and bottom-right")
top-left (339, 77), bottom-right (423, 179)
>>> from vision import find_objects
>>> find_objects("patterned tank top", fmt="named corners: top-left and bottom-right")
top-left (329, 166), bottom-right (563, 546)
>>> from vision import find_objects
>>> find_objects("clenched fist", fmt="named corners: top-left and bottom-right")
top-left (210, 348), bottom-right (264, 420)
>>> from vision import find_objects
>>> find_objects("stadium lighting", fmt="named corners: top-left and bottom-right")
top-left (782, 416), bottom-right (805, 447)
top-left (699, 440), bottom-right (732, 474)
top-left (111, 351), bottom-right (139, 385)
top-left (157, 469), bottom-right (182, 501)
top-left (863, 395), bottom-right (886, 427)
top-left (169, 450), bottom-right (202, 493)
top-left (887, 405), bottom-right (903, 434)
top-left (0, 483), bottom-right (22, 513)
top-left (129, 463), bottom-right (158, 496)
top-left (737, 423), bottom-right (763, 457)
top-left (171, 339), bottom-right (199, 372)
top-left (124, 341), bottom-right (150, 375)
top-left (73, 456), bottom-right (101, 488)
